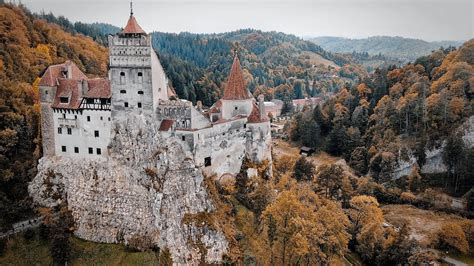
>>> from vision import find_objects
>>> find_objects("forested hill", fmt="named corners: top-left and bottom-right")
top-left (151, 29), bottom-right (367, 106)
top-left (0, 4), bottom-right (108, 230)
top-left (308, 36), bottom-right (462, 62)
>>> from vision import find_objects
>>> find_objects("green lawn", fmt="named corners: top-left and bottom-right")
top-left (0, 230), bottom-right (162, 266)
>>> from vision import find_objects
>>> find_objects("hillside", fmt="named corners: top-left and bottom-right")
top-left (308, 36), bottom-right (462, 62)
top-left (0, 4), bottom-right (108, 231)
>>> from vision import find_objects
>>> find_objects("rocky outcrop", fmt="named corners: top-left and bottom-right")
top-left (29, 115), bottom-right (228, 264)
top-left (393, 116), bottom-right (474, 179)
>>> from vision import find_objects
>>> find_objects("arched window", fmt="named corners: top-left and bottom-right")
top-left (120, 71), bottom-right (125, 84)
top-left (137, 72), bottom-right (143, 84)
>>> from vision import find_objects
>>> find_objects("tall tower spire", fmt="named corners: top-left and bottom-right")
top-left (130, 1), bottom-right (133, 17)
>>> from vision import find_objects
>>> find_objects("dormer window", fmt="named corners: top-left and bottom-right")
top-left (60, 97), bottom-right (69, 103)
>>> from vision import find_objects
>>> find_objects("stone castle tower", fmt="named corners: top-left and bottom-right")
top-left (108, 7), bottom-right (169, 120)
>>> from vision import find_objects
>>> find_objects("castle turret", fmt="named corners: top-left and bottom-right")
top-left (108, 4), bottom-right (169, 120)
top-left (220, 56), bottom-right (254, 120)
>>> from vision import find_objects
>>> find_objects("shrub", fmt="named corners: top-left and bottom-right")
top-left (437, 222), bottom-right (469, 253)
top-left (400, 192), bottom-right (417, 203)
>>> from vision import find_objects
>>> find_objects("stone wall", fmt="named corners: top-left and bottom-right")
top-left (29, 115), bottom-right (228, 264)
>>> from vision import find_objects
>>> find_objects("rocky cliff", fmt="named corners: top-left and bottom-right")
top-left (393, 116), bottom-right (474, 179)
top-left (29, 115), bottom-right (228, 264)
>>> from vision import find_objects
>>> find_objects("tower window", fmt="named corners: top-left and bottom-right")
top-left (120, 71), bottom-right (126, 84)
top-left (67, 128), bottom-right (72, 135)
top-left (181, 136), bottom-right (185, 141)
top-left (45, 90), bottom-right (48, 95)
top-left (100, 116), bottom-right (103, 120)
top-left (138, 91), bottom-right (144, 95)
top-left (120, 90), bottom-right (126, 94)
top-left (60, 97), bottom-right (69, 103)
top-left (74, 147), bottom-right (79, 153)
top-left (124, 102), bottom-right (129, 108)
top-left (63, 114), bottom-right (66, 119)
top-left (58, 127), bottom-right (62, 134)
top-left (138, 72), bottom-right (143, 77)
top-left (88, 147), bottom-right (93, 154)
top-left (94, 130), bottom-right (99, 137)
top-left (96, 148), bottom-right (102, 155)
top-left (87, 116), bottom-right (90, 122)
top-left (137, 72), bottom-right (143, 83)
top-left (234, 106), bottom-right (238, 110)
top-left (138, 102), bottom-right (142, 108)
top-left (62, 146), bottom-right (66, 152)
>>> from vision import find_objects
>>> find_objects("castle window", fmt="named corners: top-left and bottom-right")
top-left (234, 106), bottom-right (238, 110)
top-left (138, 102), bottom-right (142, 108)
top-left (204, 157), bottom-right (211, 167)
top-left (67, 128), bottom-right (72, 135)
top-left (96, 148), bottom-right (102, 155)
top-left (120, 90), bottom-right (126, 94)
top-left (181, 136), bottom-right (185, 141)
top-left (74, 115), bottom-right (77, 119)
top-left (58, 127), bottom-right (62, 134)
top-left (94, 130), bottom-right (99, 137)
top-left (100, 116), bottom-right (103, 120)
top-left (60, 97), bottom-right (69, 103)
top-left (74, 147), bottom-right (79, 154)
top-left (63, 114), bottom-right (66, 119)
top-left (124, 102), bottom-right (129, 108)
top-left (61, 146), bottom-right (66, 152)
top-left (87, 116), bottom-right (90, 122)
top-left (45, 90), bottom-right (48, 95)
top-left (244, 124), bottom-right (247, 129)
top-left (137, 72), bottom-right (143, 84)
top-left (88, 147), bottom-right (93, 154)
top-left (108, 117), bottom-right (111, 121)
top-left (138, 91), bottom-right (144, 95)
top-left (120, 72), bottom-right (126, 84)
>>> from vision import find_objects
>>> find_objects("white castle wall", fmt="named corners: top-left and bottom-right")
top-left (53, 110), bottom-right (111, 157)
top-left (221, 99), bottom-right (253, 120)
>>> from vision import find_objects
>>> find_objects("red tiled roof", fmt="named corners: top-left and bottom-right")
top-left (51, 79), bottom-right (82, 109)
top-left (84, 79), bottom-right (111, 99)
top-left (121, 15), bottom-right (146, 34)
top-left (159, 119), bottom-right (174, 131)
top-left (247, 103), bottom-right (268, 123)
top-left (223, 56), bottom-right (252, 100)
top-left (39, 60), bottom-right (87, 87)
top-left (209, 100), bottom-right (222, 113)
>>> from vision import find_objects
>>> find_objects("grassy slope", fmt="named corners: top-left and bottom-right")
top-left (0, 230), bottom-right (160, 265)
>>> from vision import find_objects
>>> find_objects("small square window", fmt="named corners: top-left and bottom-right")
top-left (60, 97), bottom-right (68, 103)
top-left (45, 90), bottom-right (48, 95)
top-left (234, 106), bottom-right (238, 110)
top-left (100, 116), bottom-right (103, 120)
top-left (124, 102), bottom-right (129, 108)
top-left (96, 148), bottom-right (101, 155)
top-left (74, 115), bottom-right (77, 119)
top-left (61, 146), bottom-right (66, 152)
top-left (67, 128), bottom-right (72, 135)
top-left (204, 157), bottom-right (211, 167)
top-left (244, 124), bottom-right (247, 129)
top-left (87, 116), bottom-right (91, 122)
top-left (94, 130), bottom-right (99, 137)
top-left (63, 114), bottom-right (66, 119)
top-left (181, 136), bottom-right (185, 141)
top-left (88, 147), bottom-right (93, 154)
top-left (74, 147), bottom-right (79, 153)
top-left (138, 102), bottom-right (142, 108)
top-left (108, 117), bottom-right (111, 121)
top-left (120, 90), bottom-right (126, 94)
top-left (138, 91), bottom-right (144, 95)
top-left (58, 127), bottom-right (62, 134)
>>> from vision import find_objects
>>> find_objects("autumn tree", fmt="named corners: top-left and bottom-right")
top-left (315, 163), bottom-right (345, 199)
top-left (437, 222), bottom-right (469, 254)
top-left (293, 156), bottom-right (315, 181)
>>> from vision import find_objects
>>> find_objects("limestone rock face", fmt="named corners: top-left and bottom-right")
top-left (29, 115), bottom-right (228, 264)
top-left (392, 116), bottom-right (474, 179)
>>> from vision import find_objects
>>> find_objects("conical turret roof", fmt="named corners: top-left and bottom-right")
top-left (223, 56), bottom-right (252, 100)
top-left (121, 15), bottom-right (146, 34)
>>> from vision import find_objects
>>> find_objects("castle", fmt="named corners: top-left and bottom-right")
top-left (39, 10), bottom-right (272, 178)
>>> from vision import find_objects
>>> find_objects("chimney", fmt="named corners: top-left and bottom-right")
top-left (81, 79), bottom-right (88, 96)
top-left (67, 64), bottom-right (72, 79)
top-left (196, 100), bottom-right (202, 111)
top-left (258, 94), bottom-right (265, 120)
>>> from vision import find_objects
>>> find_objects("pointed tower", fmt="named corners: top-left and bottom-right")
top-left (220, 55), bottom-right (254, 119)
top-left (108, 3), bottom-right (169, 120)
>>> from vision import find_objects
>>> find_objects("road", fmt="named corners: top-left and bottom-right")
top-left (0, 216), bottom-right (43, 238)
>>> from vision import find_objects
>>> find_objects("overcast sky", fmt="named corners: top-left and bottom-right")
top-left (20, 0), bottom-right (473, 41)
